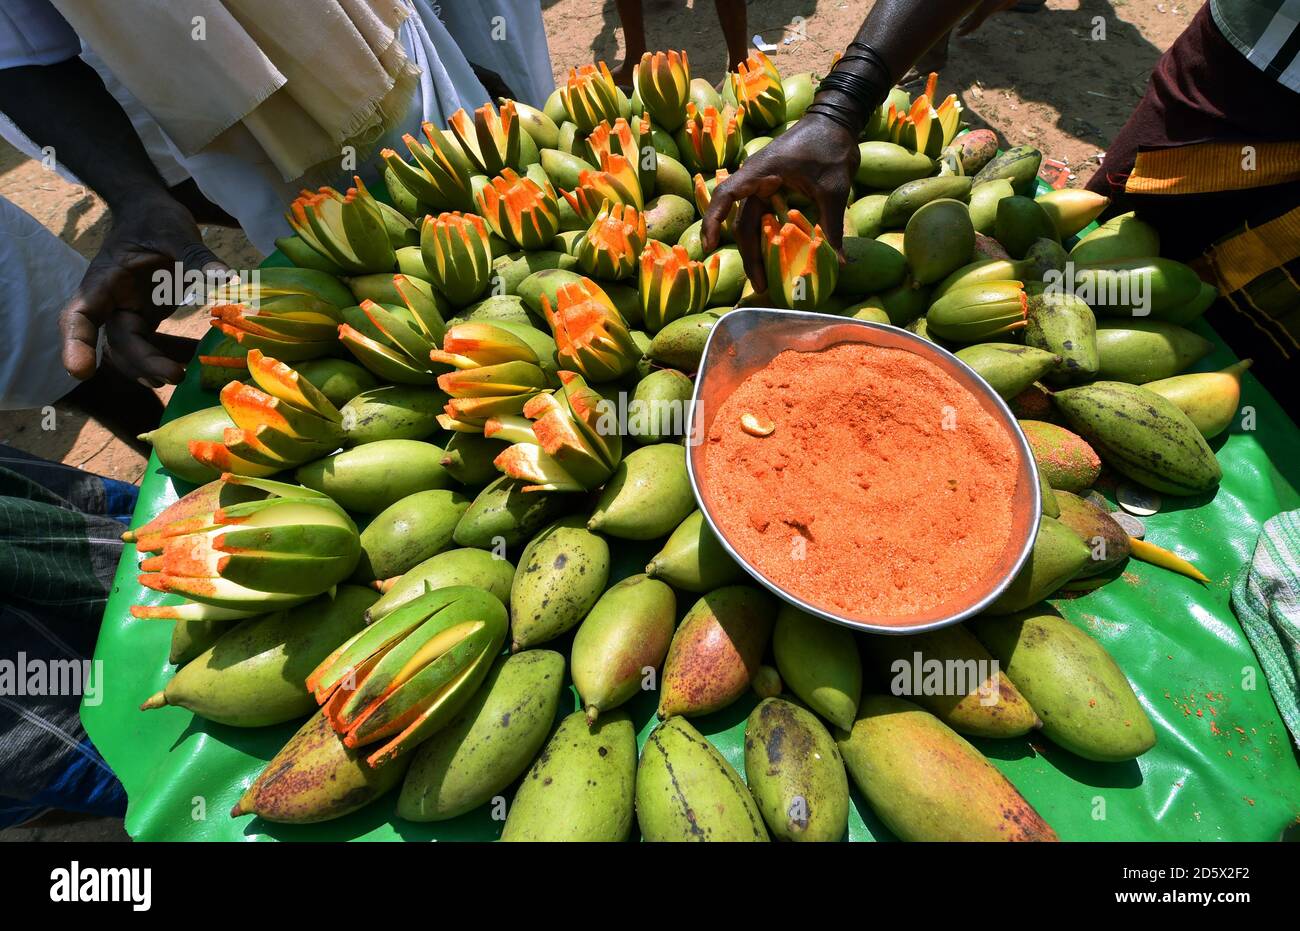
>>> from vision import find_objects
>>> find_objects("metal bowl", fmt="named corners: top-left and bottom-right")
top-left (685, 307), bottom-right (1041, 636)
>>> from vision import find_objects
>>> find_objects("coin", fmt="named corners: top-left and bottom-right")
top-left (1117, 483), bottom-right (1161, 516)
top-left (1111, 511), bottom-right (1146, 538)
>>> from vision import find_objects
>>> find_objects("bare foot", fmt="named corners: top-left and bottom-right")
top-left (610, 59), bottom-right (638, 90)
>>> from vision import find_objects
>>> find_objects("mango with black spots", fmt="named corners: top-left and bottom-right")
top-left (637, 715), bottom-right (768, 841)
top-left (955, 343), bottom-right (1059, 400)
top-left (500, 710), bottom-right (637, 841)
top-left (744, 698), bottom-right (849, 842)
top-left (1094, 319), bottom-right (1214, 384)
top-left (1052, 490), bottom-right (1131, 577)
top-left (509, 515), bottom-right (610, 650)
top-left (1023, 289), bottom-right (1099, 386)
top-left (986, 515), bottom-right (1092, 614)
top-left (453, 475), bottom-right (575, 549)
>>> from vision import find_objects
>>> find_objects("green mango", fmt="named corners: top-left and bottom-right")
top-left (1038, 466), bottom-right (1060, 518)
top-left (653, 152), bottom-right (695, 201)
top-left (168, 618), bottom-right (234, 665)
top-left (1053, 490), bottom-right (1131, 577)
top-left (1024, 289), bottom-right (1099, 386)
top-left (862, 624), bottom-right (1040, 737)
top-left (677, 219), bottom-right (703, 259)
top-left (489, 249), bottom-right (579, 296)
top-left (539, 148), bottom-right (595, 189)
top-left (841, 299), bottom-right (891, 324)
top-left (744, 698), bottom-right (849, 842)
top-left (501, 710), bottom-right (637, 841)
top-left (708, 246), bottom-right (746, 307)
top-left (449, 294), bottom-right (534, 328)
top-left (881, 175), bottom-right (973, 228)
top-left (837, 695), bottom-right (1057, 841)
top-left (905, 199), bottom-right (975, 285)
top-left (644, 193), bottom-right (697, 244)
top-left (542, 88), bottom-right (567, 125)
top-left (572, 574), bottom-right (677, 722)
top-left (954, 343), bottom-right (1060, 400)
top-left (968, 179), bottom-right (1015, 234)
top-left (509, 515), bottom-right (611, 650)
top-left (517, 267), bottom-right (587, 317)
top-left (772, 604), bottom-right (862, 730)
top-left (985, 516), bottom-right (1092, 614)
top-left (453, 475), bottom-right (574, 549)
top-left (659, 585), bottom-right (777, 718)
top-left (141, 586), bottom-right (376, 726)
top-left (231, 708), bottom-right (410, 824)
top-left (783, 72), bottom-right (817, 120)
top-left (367, 547), bottom-right (515, 621)
top-left (1095, 320), bottom-right (1214, 383)
top-left (397, 650), bottom-right (566, 821)
top-left (1069, 211), bottom-right (1159, 266)
top-left (648, 312), bottom-right (719, 371)
top-left (296, 440), bottom-right (452, 514)
top-left (995, 195), bottom-right (1058, 259)
top-left (855, 141), bottom-right (933, 189)
top-left (340, 385), bottom-right (446, 445)
top-left (848, 193), bottom-right (889, 238)
top-left (1073, 257), bottom-right (1204, 320)
top-left (588, 443), bottom-right (694, 540)
top-left (972, 608), bottom-right (1156, 761)
top-left (869, 278), bottom-right (930, 327)
top-left (646, 509), bottom-right (746, 592)
top-left (933, 258), bottom-right (1028, 299)
top-left (637, 716), bottom-right (768, 841)
top-left (1022, 237), bottom-right (1068, 281)
top-left (1142, 359), bottom-right (1251, 439)
top-left (140, 406), bottom-right (233, 485)
top-left (631, 368), bottom-right (694, 442)
top-left (971, 144), bottom-right (1042, 196)
top-left (354, 488), bottom-right (471, 582)
top-left (295, 359), bottom-right (382, 408)
top-left (835, 236), bottom-right (908, 296)
top-left (440, 431), bottom-right (507, 486)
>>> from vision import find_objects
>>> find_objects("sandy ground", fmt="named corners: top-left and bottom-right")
top-left (0, 0), bottom-right (1190, 840)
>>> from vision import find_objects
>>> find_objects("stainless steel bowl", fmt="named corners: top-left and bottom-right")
top-left (685, 307), bottom-right (1041, 636)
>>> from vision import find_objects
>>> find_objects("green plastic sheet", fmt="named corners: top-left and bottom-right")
top-left (83, 283), bottom-right (1300, 843)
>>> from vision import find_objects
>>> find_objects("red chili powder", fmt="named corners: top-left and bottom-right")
top-left (700, 341), bottom-right (1020, 621)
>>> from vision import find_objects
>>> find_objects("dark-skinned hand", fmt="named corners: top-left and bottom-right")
top-left (700, 113), bottom-right (859, 294)
top-left (60, 192), bottom-right (228, 387)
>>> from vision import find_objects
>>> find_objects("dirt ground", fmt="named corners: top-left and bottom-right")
top-left (0, 0), bottom-right (1192, 839)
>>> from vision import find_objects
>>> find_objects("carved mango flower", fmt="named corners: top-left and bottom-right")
top-left (634, 50), bottom-right (691, 132)
top-left (761, 209), bottom-right (839, 311)
top-left (475, 168), bottom-right (561, 251)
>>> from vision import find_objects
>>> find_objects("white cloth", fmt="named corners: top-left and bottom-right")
top-left (0, 196), bottom-right (89, 410)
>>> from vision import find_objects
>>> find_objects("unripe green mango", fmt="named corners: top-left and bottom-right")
top-left (1020, 419), bottom-right (1102, 492)
top-left (450, 293), bottom-right (534, 328)
top-left (453, 475), bottom-right (574, 549)
top-left (1023, 237), bottom-right (1068, 280)
top-left (933, 257), bottom-right (1029, 299)
top-left (631, 369), bottom-right (694, 442)
top-left (296, 440), bottom-right (451, 514)
top-left (971, 144), bottom-right (1042, 196)
top-left (841, 300), bottom-right (890, 324)
top-left (538, 148), bottom-right (595, 190)
top-left (855, 141), bottom-right (933, 189)
top-left (848, 193), bottom-right (889, 238)
top-left (398, 650), bottom-right (566, 821)
top-left (708, 246), bottom-right (746, 307)
top-left (1073, 257), bottom-right (1204, 320)
top-left (644, 193), bottom-right (696, 244)
top-left (141, 405), bottom-right (233, 485)
top-left (646, 509), bottom-right (746, 592)
top-left (871, 278), bottom-right (930, 327)
top-left (1069, 211), bottom-right (1159, 265)
top-left (589, 443), bottom-right (695, 540)
top-left (835, 236), bottom-right (908, 296)
top-left (489, 249), bottom-right (579, 296)
top-left (955, 343), bottom-right (1060, 400)
top-left (986, 515), bottom-right (1092, 615)
top-left (231, 708), bottom-right (410, 824)
top-left (653, 152), bottom-right (695, 201)
top-left (648, 312), bottom-right (718, 371)
top-left (169, 618), bottom-right (234, 665)
top-left (882, 175), bottom-right (973, 228)
top-left (1039, 466), bottom-right (1060, 518)
top-left (637, 716), bottom-right (768, 841)
top-left (971, 609), bottom-right (1156, 761)
top-left (501, 710), bottom-right (637, 841)
top-left (1053, 490), bottom-right (1130, 577)
top-left (440, 432), bottom-right (507, 486)
top-left (142, 586), bottom-right (375, 726)
top-left (572, 574), bottom-right (677, 721)
top-left (1095, 319), bottom-right (1214, 383)
top-left (772, 604), bottom-right (862, 731)
top-left (354, 488), bottom-right (471, 582)
top-left (968, 178), bottom-right (1015, 234)
top-left (517, 267), bottom-right (586, 317)
top-left (783, 72), bottom-right (817, 120)
top-left (837, 695), bottom-right (1057, 841)
top-left (510, 515), bottom-right (611, 650)
top-left (905, 199), bottom-right (975, 286)
top-left (862, 624), bottom-right (1040, 737)
top-left (340, 385), bottom-right (446, 445)
top-left (295, 358), bottom-right (382, 408)
top-left (1024, 289), bottom-right (1099, 386)
top-left (994, 195), bottom-right (1058, 259)
top-left (677, 219), bottom-right (703, 258)
top-left (514, 100), bottom-right (561, 149)
top-left (659, 585), bottom-right (777, 718)
top-left (744, 698), bottom-right (849, 842)
top-left (367, 547), bottom-right (515, 622)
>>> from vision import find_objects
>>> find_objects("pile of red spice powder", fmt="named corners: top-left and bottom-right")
top-left (700, 341), bottom-right (1021, 621)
